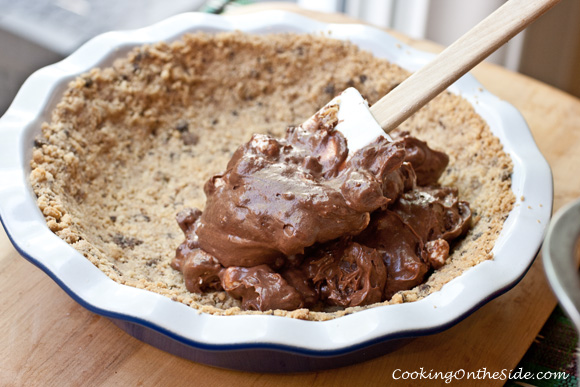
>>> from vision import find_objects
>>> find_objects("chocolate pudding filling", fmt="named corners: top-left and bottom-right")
top-left (172, 107), bottom-right (472, 311)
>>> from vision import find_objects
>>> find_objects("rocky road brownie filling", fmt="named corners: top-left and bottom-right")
top-left (172, 106), bottom-right (471, 311)
top-left (28, 32), bottom-right (514, 319)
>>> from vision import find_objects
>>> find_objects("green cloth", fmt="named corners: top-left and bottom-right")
top-left (506, 306), bottom-right (578, 386)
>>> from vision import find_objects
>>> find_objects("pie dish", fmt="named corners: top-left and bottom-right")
top-left (0, 11), bottom-right (552, 372)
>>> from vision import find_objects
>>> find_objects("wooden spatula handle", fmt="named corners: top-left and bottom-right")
top-left (370, 0), bottom-right (561, 133)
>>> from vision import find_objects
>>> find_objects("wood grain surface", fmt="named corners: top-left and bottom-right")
top-left (1, 4), bottom-right (579, 386)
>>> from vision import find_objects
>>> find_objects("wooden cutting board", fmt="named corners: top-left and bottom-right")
top-left (1, 4), bottom-right (579, 386)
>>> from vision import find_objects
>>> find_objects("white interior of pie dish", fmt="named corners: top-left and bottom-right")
top-left (0, 11), bottom-right (552, 356)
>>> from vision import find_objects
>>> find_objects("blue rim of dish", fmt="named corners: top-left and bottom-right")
top-left (0, 11), bottom-right (554, 356)
top-left (0, 210), bottom-right (545, 357)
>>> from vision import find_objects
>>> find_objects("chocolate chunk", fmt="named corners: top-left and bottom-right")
top-left (111, 233), bottom-right (143, 249)
top-left (356, 210), bottom-right (429, 298)
top-left (176, 121), bottom-right (189, 133)
top-left (33, 137), bottom-right (48, 148)
top-left (302, 241), bottom-right (387, 307)
top-left (182, 249), bottom-right (223, 293)
top-left (396, 135), bottom-right (449, 186)
top-left (324, 83), bottom-right (335, 95)
top-left (281, 267), bottom-right (318, 307)
top-left (221, 265), bottom-right (304, 311)
top-left (181, 132), bottom-right (199, 146)
top-left (392, 187), bottom-right (471, 242)
top-left (176, 207), bottom-right (201, 234)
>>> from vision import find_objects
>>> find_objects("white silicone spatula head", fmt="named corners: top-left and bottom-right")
top-left (308, 0), bottom-right (560, 154)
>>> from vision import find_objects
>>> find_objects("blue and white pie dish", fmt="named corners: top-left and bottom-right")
top-left (0, 11), bottom-right (552, 372)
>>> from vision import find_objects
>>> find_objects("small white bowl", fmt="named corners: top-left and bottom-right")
top-left (0, 11), bottom-right (553, 372)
